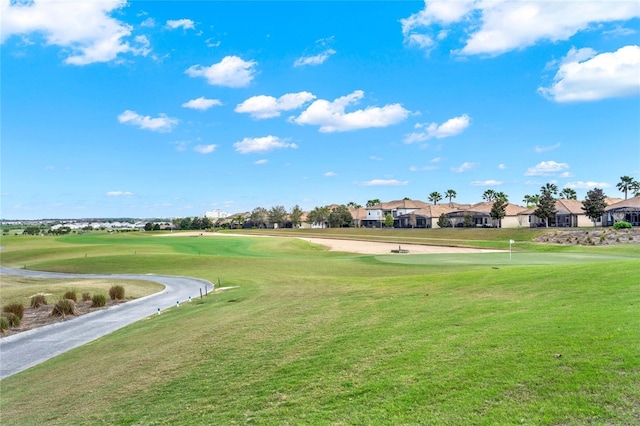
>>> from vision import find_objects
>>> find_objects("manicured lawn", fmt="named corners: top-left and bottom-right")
top-left (0, 231), bottom-right (638, 424)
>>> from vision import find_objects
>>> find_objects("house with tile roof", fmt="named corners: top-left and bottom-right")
top-left (604, 196), bottom-right (640, 226)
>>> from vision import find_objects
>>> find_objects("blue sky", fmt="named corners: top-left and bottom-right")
top-left (2, 0), bottom-right (639, 220)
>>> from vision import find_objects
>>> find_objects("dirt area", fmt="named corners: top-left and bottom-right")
top-left (2, 299), bottom-right (127, 338)
top-left (535, 228), bottom-right (640, 245)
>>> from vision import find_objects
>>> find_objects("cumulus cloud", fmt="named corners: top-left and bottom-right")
top-left (539, 45), bottom-right (640, 102)
top-left (359, 179), bottom-right (409, 187)
top-left (294, 49), bottom-right (336, 67)
top-left (106, 191), bottom-right (133, 197)
top-left (233, 135), bottom-right (297, 154)
top-left (404, 114), bottom-right (470, 143)
top-left (182, 97), bottom-right (223, 110)
top-left (235, 92), bottom-right (316, 119)
top-left (565, 181), bottom-right (611, 189)
top-left (524, 160), bottom-right (570, 176)
top-left (1, 0), bottom-right (149, 65)
top-left (194, 144), bottom-right (217, 154)
top-left (401, 1), bottom-right (640, 56)
top-left (451, 162), bottom-right (476, 173)
top-left (166, 19), bottom-right (195, 30)
top-left (471, 180), bottom-right (503, 186)
top-left (291, 90), bottom-right (409, 132)
top-left (186, 56), bottom-right (257, 88)
top-left (118, 110), bottom-right (178, 132)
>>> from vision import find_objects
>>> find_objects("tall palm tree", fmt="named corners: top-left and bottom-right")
top-left (482, 189), bottom-right (497, 202)
top-left (444, 189), bottom-right (457, 207)
top-left (630, 180), bottom-right (640, 197)
top-left (617, 176), bottom-right (636, 200)
top-left (495, 191), bottom-right (509, 202)
top-left (559, 188), bottom-right (577, 200)
top-left (428, 191), bottom-right (442, 205)
top-left (366, 199), bottom-right (381, 208)
top-left (542, 183), bottom-right (558, 196)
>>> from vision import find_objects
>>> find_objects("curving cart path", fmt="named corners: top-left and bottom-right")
top-left (0, 266), bottom-right (213, 380)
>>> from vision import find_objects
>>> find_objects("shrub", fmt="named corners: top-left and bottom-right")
top-left (63, 290), bottom-right (77, 302)
top-left (613, 221), bottom-right (632, 229)
top-left (51, 299), bottom-right (76, 317)
top-left (109, 285), bottom-right (125, 300)
top-left (3, 312), bottom-right (21, 327)
top-left (3, 303), bottom-right (24, 320)
top-left (0, 316), bottom-right (8, 332)
top-left (82, 292), bottom-right (92, 302)
top-left (91, 294), bottom-right (106, 308)
top-left (30, 294), bottom-right (48, 308)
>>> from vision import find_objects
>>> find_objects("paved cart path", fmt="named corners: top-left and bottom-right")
top-left (0, 266), bottom-right (213, 380)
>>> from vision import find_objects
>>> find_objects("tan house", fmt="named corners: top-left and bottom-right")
top-left (446, 201), bottom-right (526, 228)
top-left (397, 204), bottom-right (456, 228)
top-left (604, 196), bottom-right (640, 226)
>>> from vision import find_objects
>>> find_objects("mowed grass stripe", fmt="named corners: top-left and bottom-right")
top-left (0, 233), bottom-right (638, 424)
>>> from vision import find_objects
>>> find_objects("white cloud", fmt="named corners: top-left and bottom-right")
top-left (118, 110), bottom-right (178, 132)
top-left (524, 160), bottom-right (570, 176)
top-left (534, 142), bottom-right (562, 153)
top-left (254, 159), bottom-right (268, 165)
top-left (359, 179), bottom-right (409, 187)
top-left (182, 97), bottom-right (223, 111)
top-left (106, 191), bottom-right (133, 197)
top-left (404, 114), bottom-right (470, 143)
top-left (292, 90), bottom-right (409, 132)
top-left (539, 45), bottom-right (640, 102)
top-left (233, 135), bottom-right (297, 154)
top-left (370, 156), bottom-right (383, 161)
top-left (324, 171), bottom-right (337, 177)
top-left (294, 49), bottom-right (336, 67)
top-left (185, 56), bottom-right (257, 88)
top-left (235, 92), bottom-right (316, 119)
top-left (498, 164), bottom-right (507, 170)
top-left (166, 19), bottom-right (195, 30)
top-left (140, 17), bottom-right (155, 28)
top-left (451, 162), bottom-right (476, 173)
top-left (194, 144), bottom-right (217, 154)
top-left (401, 1), bottom-right (640, 56)
top-left (565, 181), bottom-right (611, 189)
top-left (1, 0), bottom-right (148, 65)
top-left (471, 180), bottom-right (503, 186)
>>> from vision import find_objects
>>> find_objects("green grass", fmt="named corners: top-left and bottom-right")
top-left (0, 232), bottom-right (638, 425)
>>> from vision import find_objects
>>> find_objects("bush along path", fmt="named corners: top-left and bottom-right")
top-left (0, 266), bottom-right (214, 379)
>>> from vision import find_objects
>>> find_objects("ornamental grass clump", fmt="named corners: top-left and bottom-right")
top-left (3, 303), bottom-right (24, 320)
top-left (91, 294), bottom-right (106, 308)
top-left (51, 299), bottom-right (76, 317)
top-left (82, 292), bottom-right (92, 302)
top-left (63, 290), bottom-right (77, 302)
top-left (30, 294), bottom-right (48, 308)
top-left (3, 313), bottom-right (21, 327)
top-left (109, 285), bottom-right (125, 300)
top-left (0, 316), bottom-right (8, 332)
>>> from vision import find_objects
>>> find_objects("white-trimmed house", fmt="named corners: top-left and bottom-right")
top-left (446, 201), bottom-right (526, 228)
top-left (363, 199), bottom-right (428, 228)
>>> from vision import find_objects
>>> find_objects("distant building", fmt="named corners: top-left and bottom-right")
top-left (204, 209), bottom-right (229, 220)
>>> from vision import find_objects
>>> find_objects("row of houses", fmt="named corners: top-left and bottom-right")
top-left (222, 196), bottom-right (640, 229)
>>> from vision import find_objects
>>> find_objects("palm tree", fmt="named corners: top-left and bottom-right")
top-left (559, 188), bottom-right (577, 200)
top-left (495, 191), bottom-right (509, 202)
top-left (617, 176), bottom-right (636, 200)
top-left (444, 189), bottom-right (457, 207)
top-left (630, 180), bottom-right (640, 197)
top-left (542, 183), bottom-right (558, 196)
top-left (428, 191), bottom-right (442, 205)
top-left (482, 189), bottom-right (497, 202)
top-left (347, 201), bottom-right (362, 209)
top-left (366, 199), bottom-right (381, 208)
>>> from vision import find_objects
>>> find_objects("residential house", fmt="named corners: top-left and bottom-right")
top-left (363, 199), bottom-right (429, 228)
top-left (446, 201), bottom-right (526, 228)
top-left (604, 196), bottom-right (640, 226)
